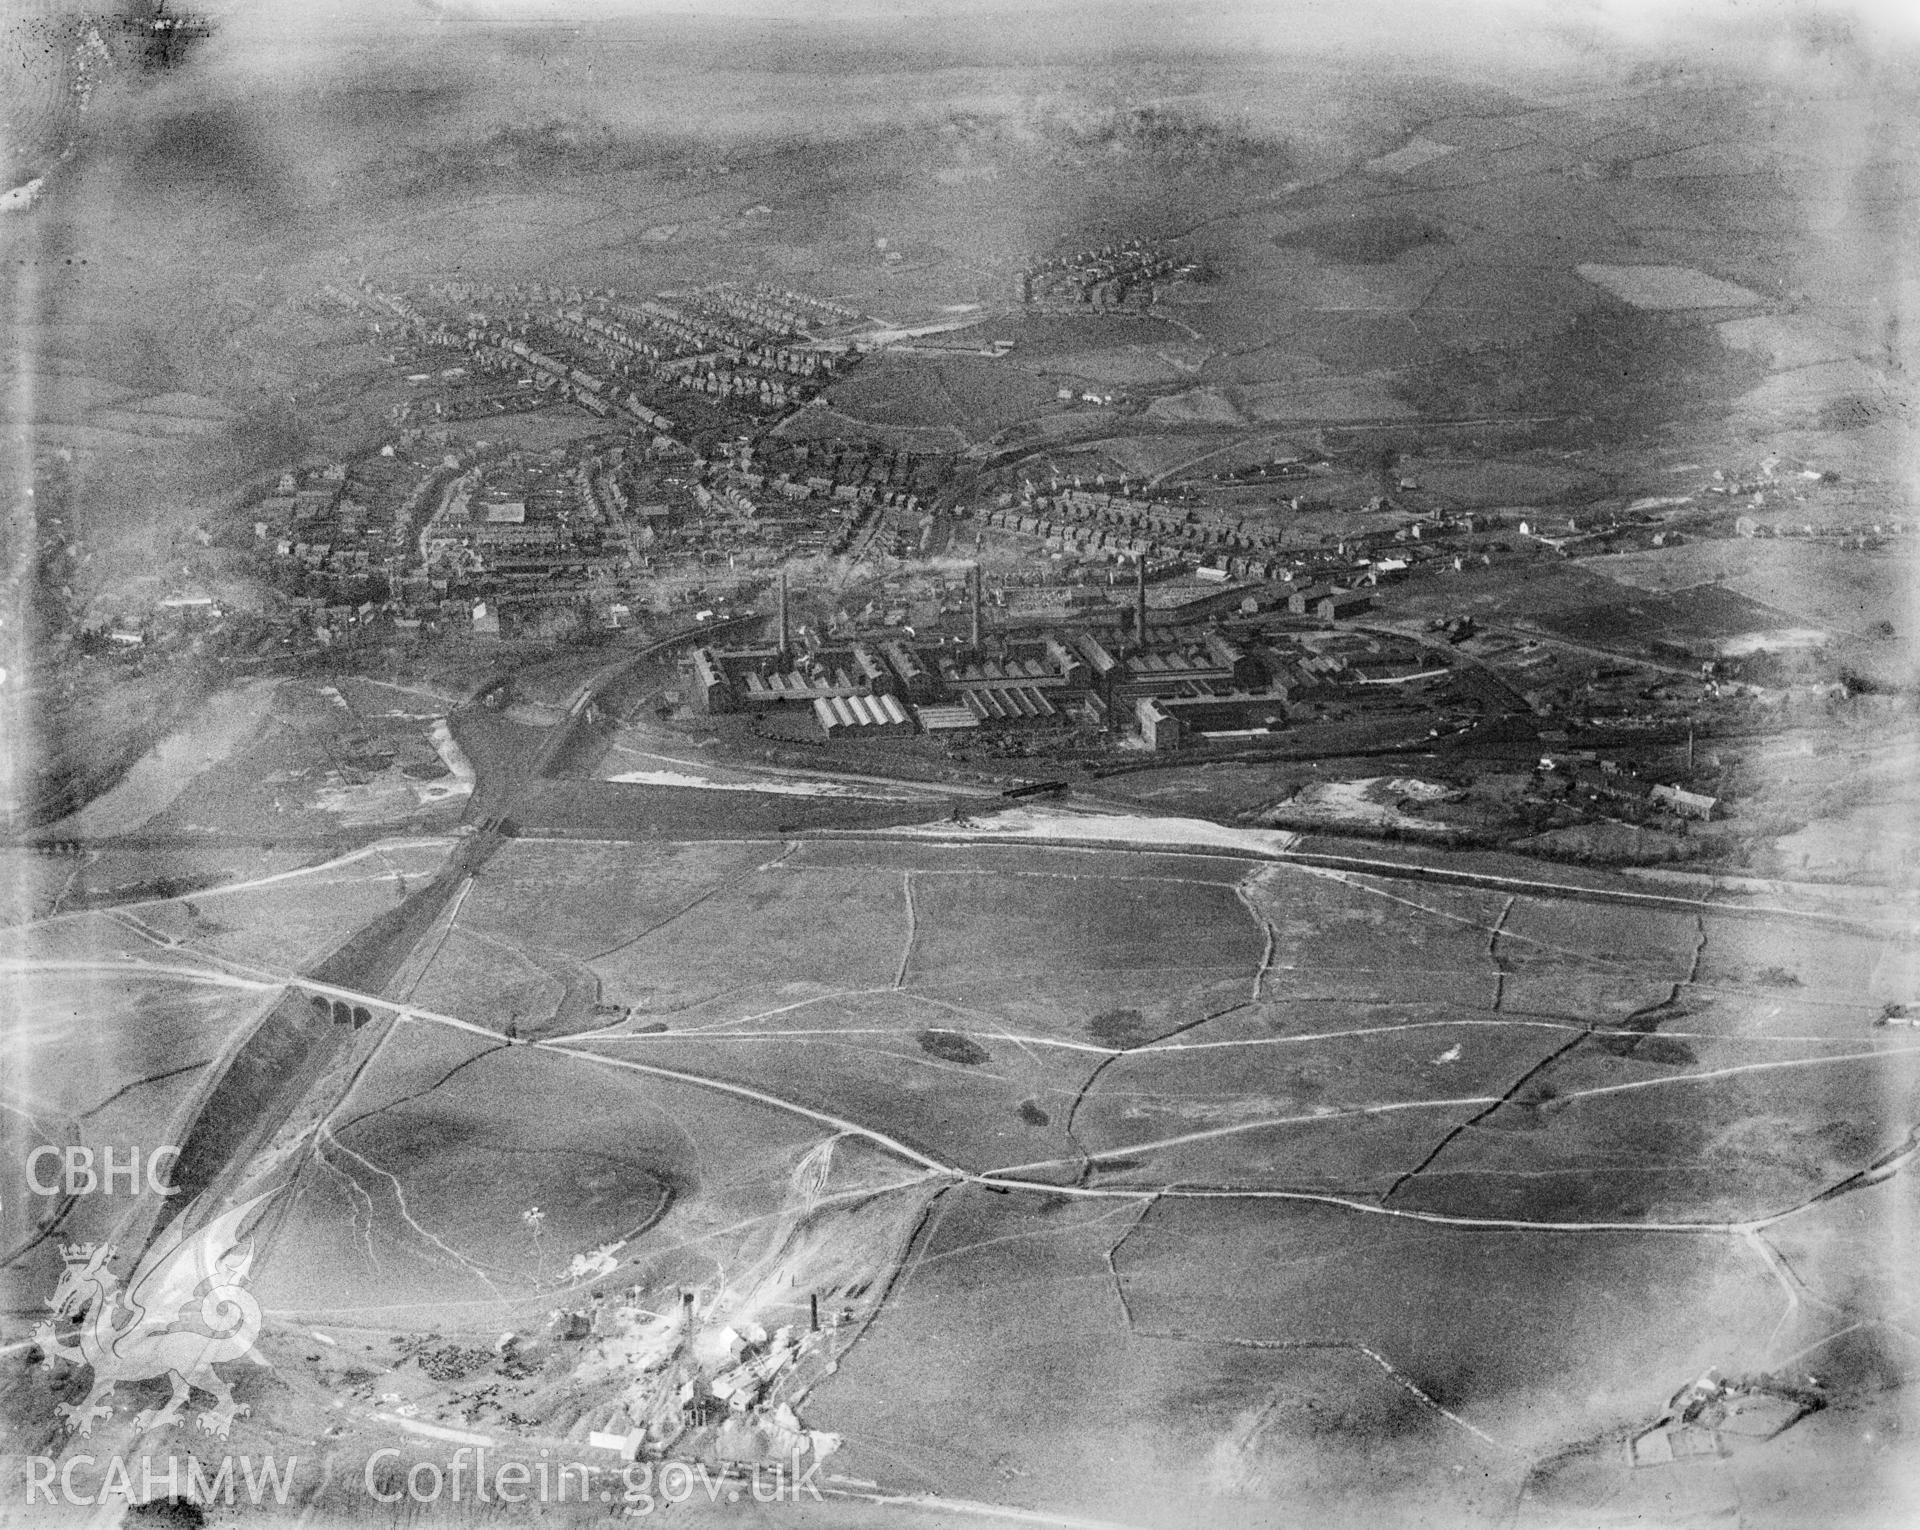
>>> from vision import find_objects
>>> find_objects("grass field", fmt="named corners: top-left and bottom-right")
top-left (1592, 540), bottom-right (1910, 639)
top-left (10, 754), bottom-right (1917, 1522)
top-left (1, 955), bottom-right (280, 1292)
top-left (1534, 584), bottom-right (1790, 647)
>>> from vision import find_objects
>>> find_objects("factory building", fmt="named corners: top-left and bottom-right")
top-left (959, 686), bottom-right (1060, 727)
top-left (1137, 697), bottom-right (1185, 751)
top-left (884, 641), bottom-right (936, 702)
top-left (813, 693), bottom-right (916, 737)
top-left (1138, 692), bottom-right (1291, 751)
top-left (740, 668), bottom-right (867, 705)
top-left (853, 644), bottom-right (897, 697)
top-left (685, 585), bottom-right (1396, 753)
top-left (690, 647), bottom-right (731, 712)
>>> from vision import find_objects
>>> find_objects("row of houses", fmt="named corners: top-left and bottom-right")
top-left (973, 498), bottom-right (1285, 567)
top-left (347, 277), bottom-right (838, 451)
top-left (1015, 238), bottom-right (1186, 307)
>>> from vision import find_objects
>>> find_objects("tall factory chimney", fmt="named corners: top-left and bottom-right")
top-left (777, 569), bottom-right (790, 659)
top-left (970, 564), bottom-right (984, 652)
top-left (1134, 557), bottom-right (1148, 647)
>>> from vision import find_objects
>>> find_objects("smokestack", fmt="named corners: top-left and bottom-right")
top-left (1134, 558), bottom-right (1148, 646)
top-left (778, 569), bottom-right (790, 658)
top-left (971, 564), bottom-right (983, 652)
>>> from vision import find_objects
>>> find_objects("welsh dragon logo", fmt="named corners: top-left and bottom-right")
top-left (34, 1195), bottom-right (272, 1438)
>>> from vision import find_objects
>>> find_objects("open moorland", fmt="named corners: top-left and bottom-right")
top-left (7, 806), bottom-right (1917, 1526)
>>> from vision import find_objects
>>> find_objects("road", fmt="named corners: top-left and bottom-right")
top-left (601, 742), bottom-right (1006, 800)
top-left (15, 935), bottom-right (1902, 1242)
top-left (1144, 415), bottom-right (1569, 490)
top-left (12, 617), bottom-right (759, 1275)
top-left (1469, 617), bottom-right (1709, 681)
top-left (834, 812), bottom-right (1897, 933)
top-left (10, 745), bottom-right (1911, 1518)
